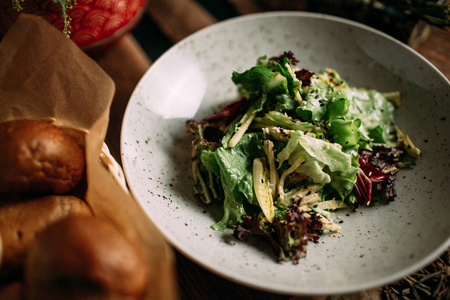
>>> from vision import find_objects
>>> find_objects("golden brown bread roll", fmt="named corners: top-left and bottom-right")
top-left (0, 119), bottom-right (85, 195)
top-left (25, 215), bottom-right (148, 300)
top-left (0, 195), bottom-right (92, 279)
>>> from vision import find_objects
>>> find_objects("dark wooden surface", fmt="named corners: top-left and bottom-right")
top-left (96, 1), bottom-right (450, 299)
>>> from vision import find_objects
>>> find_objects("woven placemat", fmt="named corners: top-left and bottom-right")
top-left (382, 249), bottom-right (449, 300)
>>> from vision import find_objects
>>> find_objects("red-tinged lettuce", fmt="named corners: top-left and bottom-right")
top-left (234, 204), bottom-right (323, 263)
top-left (269, 51), bottom-right (299, 66)
top-left (358, 156), bottom-right (387, 182)
top-left (233, 215), bottom-right (285, 258)
top-left (201, 97), bottom-right (249, 125)
top-left (186, 120), bottom-right (222, 151)
top-left (354, 168), bottom-right (373, 205)
top-left (354, 157), bottom-right (388, 205)
top-left (355, 146), bottom-right (403, 205)
top-left (360, 145), bottom-right (403, 171)
top-left (295, 69), bottom-right (314, 86)
top-left (361, 145), bottom-right (403, 202)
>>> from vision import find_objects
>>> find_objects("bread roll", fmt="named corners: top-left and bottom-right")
top-left (0, 195), bottom-right (92, 279)
top-left (0, 119), bottom-right (85, 195)
top-left (25, 215), bottom-right (148, 300)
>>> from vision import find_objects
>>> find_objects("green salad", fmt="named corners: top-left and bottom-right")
top-left (186, 52), bottom-right (420, 263)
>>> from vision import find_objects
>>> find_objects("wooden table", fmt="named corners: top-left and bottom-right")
top-left (95, 1), bottom-right (450, 299)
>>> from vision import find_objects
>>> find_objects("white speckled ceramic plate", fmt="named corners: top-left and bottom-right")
top-left (121, 12), bottom-right (450, 295)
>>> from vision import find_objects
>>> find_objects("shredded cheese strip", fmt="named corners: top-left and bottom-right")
top-left (300, 199), bottom-right (347, 211)
top-left (311, 205), bottom-right (331, 219)
top-left (299, 193), bottom-right (321, 205)
top-left (227, 113), bottom-right (256, 147)
top-left (277, 156), bottom-right (305, 206)
top-left (303, 213), bottom-right (341, 232)
top-left (318, 215), bottom-right (342, 232)
top-left (195, 166), bottom-right (212, 204)
top-left (284, 183), bottom-right (322, 204)
top-left (266, 126), bottom-right (295, 141)
top-left (316, 199), bottom-right (347, 210)
top-left (263, 129), bottom-right (279, 199)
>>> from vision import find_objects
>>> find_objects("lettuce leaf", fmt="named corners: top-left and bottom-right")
top-left (347, 87), bottom-right (396, 144)
top-left (297, 134), bottom-right (352, 172)
top-left (296, 80), bottom-right (329, 122)
top-left (232, 67), bottom-right (288, 97)
top-left (329, 166), bottom-right (358, 201)
top-left (276, 131), bottom-right (357, 199)
top-left (233, 57), bottom-right (301, 112)
top-left (327, 118), bottom-right (363, 148)
top-left (253, 111), bottom-right (316, 131)
top-left (200, 134), bottom-right (265, 231)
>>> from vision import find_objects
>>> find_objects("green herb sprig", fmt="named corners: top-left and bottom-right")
top-left (12, 0), bottom-right (77, 37)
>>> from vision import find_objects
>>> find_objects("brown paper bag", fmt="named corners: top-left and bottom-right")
top-left (0, 14), bottom-right (178, 300)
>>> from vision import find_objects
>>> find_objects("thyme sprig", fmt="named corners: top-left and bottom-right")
top-left (12, 0), bottom-right (22, 11)
top-left (11, 0), bottom-right (77, 37)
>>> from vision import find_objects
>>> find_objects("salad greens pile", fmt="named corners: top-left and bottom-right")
top-left (186, 52), bottom-right (421, 263)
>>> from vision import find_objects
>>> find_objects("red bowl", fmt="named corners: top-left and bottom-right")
top-left (0, 0), bottom-right (146, 54)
